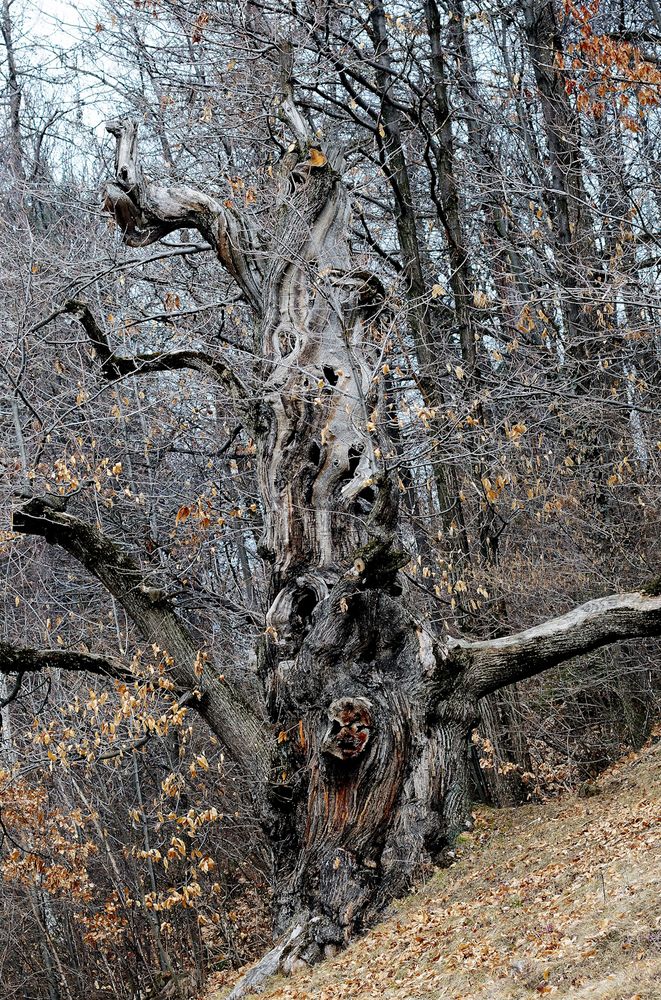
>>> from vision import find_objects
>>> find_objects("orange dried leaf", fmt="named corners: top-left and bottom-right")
top-left (308, 148), bottom-right (327, 168)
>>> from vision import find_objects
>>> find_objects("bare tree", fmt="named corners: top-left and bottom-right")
top-left (1, 2), bottom-right (660, 996)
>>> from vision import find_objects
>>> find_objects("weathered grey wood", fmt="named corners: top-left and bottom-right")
top-left (102, 119), bottom-right (263, 309)
top-left (457, 591), bottom-right (661, 698)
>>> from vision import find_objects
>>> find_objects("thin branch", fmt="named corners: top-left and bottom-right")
top-left (0, 670), bottom-right (24, 707)
top-left (96, 690), bottom-right (199, 761)
top-left (68, 244), bottom-right (212, 301)
top-left (63, 299), bottom-right (250, 404)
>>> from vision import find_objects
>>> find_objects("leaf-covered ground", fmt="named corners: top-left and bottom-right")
top-left (207, 738), bottom-right (661, 1000)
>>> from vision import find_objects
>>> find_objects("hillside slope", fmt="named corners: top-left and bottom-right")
top-left (208, 739), bottom-right (661, 1000)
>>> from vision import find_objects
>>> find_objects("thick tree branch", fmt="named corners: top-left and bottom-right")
top-left (0, 643), bottom-right (133, 683)
top-left (102, 119), bottom-right (263, 311)
top-left (62, 299), bottom-right (251, 407)
top-left (453, 591), bottom-right (661, 699)
top-left (11, 496), bottom-right (269, 780)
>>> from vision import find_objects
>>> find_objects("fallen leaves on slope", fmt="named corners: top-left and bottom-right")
top-left (208, 737), bottom-right (661, 1000)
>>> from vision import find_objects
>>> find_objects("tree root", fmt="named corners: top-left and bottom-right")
top-left (225, 916), bottom-right (341, 999)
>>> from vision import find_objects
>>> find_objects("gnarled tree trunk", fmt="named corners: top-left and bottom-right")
top-left (5, 103), bottom-right (661, 999)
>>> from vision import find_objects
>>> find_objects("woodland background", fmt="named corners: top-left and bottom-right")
top-left (0, 0), bottom-right (659, 997)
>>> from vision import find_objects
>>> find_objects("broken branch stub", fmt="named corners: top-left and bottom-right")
top-left (102, 118), bottom-right (263, 304)
top-left (106, 118), bottom-right (141, 190)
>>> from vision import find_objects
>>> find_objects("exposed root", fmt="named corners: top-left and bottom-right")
top-left (225, 916), bottom-right (343, 999)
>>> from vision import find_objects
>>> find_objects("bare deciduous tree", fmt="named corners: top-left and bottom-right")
top-left (1, 2), bottom-right (660, 996)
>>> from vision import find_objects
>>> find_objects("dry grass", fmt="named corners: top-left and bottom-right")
top-left (207, 738), bottom-right (661, 1000)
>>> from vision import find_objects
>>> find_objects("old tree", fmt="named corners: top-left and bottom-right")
top-left (1, 1), bottom-right (661, 996)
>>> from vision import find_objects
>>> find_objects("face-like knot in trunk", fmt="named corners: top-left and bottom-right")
top-left (321, 697), bottom-right (373, 761)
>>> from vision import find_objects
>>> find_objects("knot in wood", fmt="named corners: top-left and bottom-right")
top-left (321, 697), bottom-right (373, 761)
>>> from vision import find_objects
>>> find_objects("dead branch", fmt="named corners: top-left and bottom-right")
top-left (452, 591), bottom-right (661, 699)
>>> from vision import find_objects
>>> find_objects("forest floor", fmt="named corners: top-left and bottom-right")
top-left (206, 737), bottom-right (661, 1000)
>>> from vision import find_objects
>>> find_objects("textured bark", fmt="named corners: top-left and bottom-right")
top-left (228, 585), bottom-right (661, 997)
top-left (0, 643), bottom-right (133, 682)
top-left (254, 149), bottom-right (385, 586)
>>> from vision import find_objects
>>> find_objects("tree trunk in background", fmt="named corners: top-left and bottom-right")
top-left (523, 0), bottom-right (589, 360)
top-left (367, 1), bottom-right (470, 571)
top-left (472, 687), bottom-right (533, 807)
